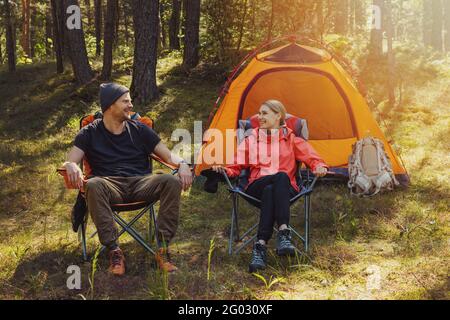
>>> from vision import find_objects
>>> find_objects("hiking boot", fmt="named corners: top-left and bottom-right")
top-left (109, 248), bottom-right (125, 276)
top-left (276, 229), bottom-right (296, 256)
top-left (155, 248), bottom-right (178, 273)
top-left (249, 242), bottom-right (267, 273)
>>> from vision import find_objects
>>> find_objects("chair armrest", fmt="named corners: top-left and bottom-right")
top-left (150, 153), bottom-right (179, 171)
top-left (56, 167), bottom-right (87, 191)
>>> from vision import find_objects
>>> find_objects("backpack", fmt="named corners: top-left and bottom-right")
top-left (348, 137), bottom-right (399, 196)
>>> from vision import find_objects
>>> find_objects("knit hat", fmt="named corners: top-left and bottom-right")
top-left (99, 83), bottom-right (130, 113)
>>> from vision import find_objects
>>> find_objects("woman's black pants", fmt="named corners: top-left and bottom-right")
top-left (245, 172), bottom-right (297, 243)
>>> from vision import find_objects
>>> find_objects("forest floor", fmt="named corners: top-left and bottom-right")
top-left (0, 55), bottom-right (448, 300)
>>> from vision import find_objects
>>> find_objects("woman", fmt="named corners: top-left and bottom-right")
top-left (212, 100), bottom-right (328, 272)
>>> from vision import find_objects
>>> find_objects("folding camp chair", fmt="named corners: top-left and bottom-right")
top-left (221, 114), bottom-right (319, 255)
top-left (58, 112), bottom-right (178, 261)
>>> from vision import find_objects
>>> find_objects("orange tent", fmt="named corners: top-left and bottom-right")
top-left (194, 41), bottom-right (409, 186)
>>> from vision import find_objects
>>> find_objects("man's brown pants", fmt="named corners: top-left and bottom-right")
top-left (84, 173), bottom-right (182, 249)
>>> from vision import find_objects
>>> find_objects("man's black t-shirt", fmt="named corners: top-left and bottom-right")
top-left (74, 119), bottom-right (161, 177)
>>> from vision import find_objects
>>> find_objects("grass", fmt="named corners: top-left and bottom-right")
top-left (0, 53), bottom-right (448, 300)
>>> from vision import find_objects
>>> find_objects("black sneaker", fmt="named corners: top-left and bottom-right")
top-left (276, 229), bottom-right (296, 256)
top-left (249, 242), bottom-right (267, 273)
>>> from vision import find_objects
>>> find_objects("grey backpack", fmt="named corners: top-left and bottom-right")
top-left (348, 137), bottom-right (399, 196)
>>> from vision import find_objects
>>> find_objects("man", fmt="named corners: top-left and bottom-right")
top-left (63, 83), bottom-right (193, 276)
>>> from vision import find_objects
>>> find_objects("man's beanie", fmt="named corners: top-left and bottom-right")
top-left (99, 83), bottom-right (130, 113)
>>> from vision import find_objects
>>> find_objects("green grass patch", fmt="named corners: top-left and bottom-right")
top-left (0, 54), bottom-right (448, 300)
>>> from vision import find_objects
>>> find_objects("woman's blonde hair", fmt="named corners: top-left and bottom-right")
top-left (262, 100), bottom-right (287, 125)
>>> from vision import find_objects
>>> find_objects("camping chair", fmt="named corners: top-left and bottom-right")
top-left (221, 114), bottom-right (319, 255)
top-left (57, 112), bottom-right (178, 261)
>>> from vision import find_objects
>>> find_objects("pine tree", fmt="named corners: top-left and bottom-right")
top-left (182, 0), bottom-right (200, 69)
top-left (100, 0), bottom-right (118, 80)
top-left (368, 0), bottom-right (384, 59)
top-left (21, 0), bottom-right (31, 57)
top-left (63, 0), bottom-right (94, 84)
top-left (94, 0), bottom-right (102, 56)
top-left (130, 0), bottom-right (160, 103)
top-left (445, 0), bottom-right (450, 51)
top-left (50, 0), bottom-right (64, 73)
top-left (431, 0), bottom-right (443, 51)
top-left (3, 0), bottom-right (16, 72)
top-left (169, 0), bottom-right (181, 50)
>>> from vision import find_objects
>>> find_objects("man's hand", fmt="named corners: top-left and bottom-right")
top-left (154, 142), bottom-right (193, 191)
top-left (64, 162), bottom-right (84, 189)
top-left (313, 165), bottom-right (328, 178)
top-left (178, 163), bottom-right (193, 191)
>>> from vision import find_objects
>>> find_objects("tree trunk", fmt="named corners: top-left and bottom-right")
top-left (267, 0), bottom-right (274, 40)
top-left (45, 3), bottom-right (53, 57)
top-left (250, 0), bottom-right (256, 36)
top-left (169, 0), bottom-right (181, 50)
top-left (236, 0), bottom-right (249, 52)
top-left (315, 0), bottom-right (324, 39)
top-left (51, 0), bottom-right (64, 73)
top-left (94, 0), bottom-right (102, 56)
top-left (182, 0), bottom-right (200, 70)
top-left (84, 0), bottom-right (92, 27)
top-left (59, 0), bottom-right (71, 59)
top-left (431, 0), bottom-right (443, 51)
top-left (368, 0), bottom-right (384, 59)
top-left (353, 0), bottom-right (365, 35)
top-left (4, 0), bottom-right (16, 72)
top-left (334, 0), bottom-right (349, 34)
top-left (123, 1), bottom-right (130, 46)
top-left (350, 0), bottom-right (365, 35)
top-left (114, 0), bottom-right (120, 48)
top-left (21, 0), bottom-right (31, 57)
top-left (349, 0), bottom-right (355, 34)
top-left (101, 0), bottom-right (118, 80)
top-left (445, 0), bottom-right (450, 51)
top-left (0, 31), bottom-right (2, 64)
top-left (130, 0), bottom-right (159, 103)
top-left (386, 0), bottom-right (395, 106)
top-left (63, 0), bottom-right (95, 84)
top-left (159, 1), bottom-right (167, 49)
top-left (30, 1), bottom-right (37, 58)
top-left (423, 0), bottom-right (432, 47)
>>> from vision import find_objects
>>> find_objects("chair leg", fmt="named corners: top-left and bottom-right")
top-left (80, 222), bottom-right (88, 262)
top-left (228, 194), bottom-right (240, 255)
top-left (148, 206), bottom-right (153, 244)
top-left (234, 196), bottom-right (240, 241)
top-left (114, 213), bottom-right (156, 255)
top-left (234, 234), bottom-right (257, 255)
top-left (85, 205), bottom-right (157, 259)
top-left (229, 206), bottom-right (235, 255)
top-left (304, 194), bottom-right (311, 252)
top-left (150, 205), bottom-right (161, 248)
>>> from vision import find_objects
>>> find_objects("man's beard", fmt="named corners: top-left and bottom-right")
top-left (122, 111), bottom-right (131, 121)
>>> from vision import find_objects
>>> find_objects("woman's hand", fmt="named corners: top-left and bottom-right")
top-left (212, 165), bottom-right (228, 175)
top-left (313, 165), bottom-right (327, 178)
